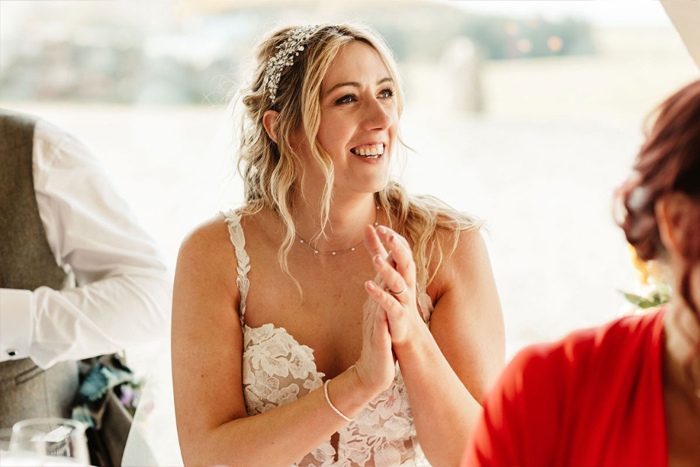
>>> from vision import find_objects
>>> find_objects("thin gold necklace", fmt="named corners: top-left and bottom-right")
top-left (296, 205), bottom-right (380, 256)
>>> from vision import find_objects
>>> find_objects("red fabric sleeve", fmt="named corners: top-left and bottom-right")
top-left (462, 343), bottom-right (566, 467)
top-left (462, 310), bottom-right (667, 467)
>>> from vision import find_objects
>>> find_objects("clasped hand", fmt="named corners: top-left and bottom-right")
top-left (363, 225), bottom-right (425, 347)
top-left (353, 224), bottom-right (426, 395)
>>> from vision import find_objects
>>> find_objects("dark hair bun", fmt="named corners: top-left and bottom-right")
top-left (616, 79), bottom-right (700, 262)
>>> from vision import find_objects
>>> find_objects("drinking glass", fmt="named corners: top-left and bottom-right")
top-left (9, 418), bottom-right (90, 466)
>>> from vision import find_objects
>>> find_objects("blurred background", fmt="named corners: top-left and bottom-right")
top-left (2, 0), bottom-right (698, 355)
top-left (1, 1), bottom-right (698, 462)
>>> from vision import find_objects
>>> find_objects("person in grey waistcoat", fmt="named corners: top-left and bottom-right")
top-left (0, 109), bottom-right (171, 430)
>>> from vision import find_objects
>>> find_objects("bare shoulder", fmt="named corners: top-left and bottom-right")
top-left (175, 212), bottom-right (241, 303)
top-left (438, 226), bottom-right (485, 258)
top-left (172, 213), bottom-right (251, 447)
top-left (178, 212), bottom-right (235, 258)
top-left (429, 226), bottom-right (490, 298)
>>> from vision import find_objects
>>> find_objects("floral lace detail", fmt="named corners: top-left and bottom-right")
top-left (224, 210), bottom-right (250, 328)
top-left (241, 323), bottom-right (325, 416)
top-left (223, 209), bottom-right (433, 467)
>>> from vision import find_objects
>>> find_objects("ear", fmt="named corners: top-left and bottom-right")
top-left (655, 192), bottom-right (695, 255)
top-left (263, 110), bottom-right (280, 143)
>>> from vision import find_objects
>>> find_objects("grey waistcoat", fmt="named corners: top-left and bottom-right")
top-left (0, 110), bottom-right (79, 429)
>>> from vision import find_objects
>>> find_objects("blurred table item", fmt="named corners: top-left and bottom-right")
top-left (8, 418), bottom-right (90, 466)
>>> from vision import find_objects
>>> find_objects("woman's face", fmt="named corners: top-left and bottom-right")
top-left (304, 40), bottom-right (399, 197)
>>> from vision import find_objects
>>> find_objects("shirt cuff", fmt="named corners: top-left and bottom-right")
top-left (0, 289), bottom-right (34, 361)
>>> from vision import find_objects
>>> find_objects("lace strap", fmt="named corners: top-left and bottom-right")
top-left (223, 209), bottom-right (251, 327)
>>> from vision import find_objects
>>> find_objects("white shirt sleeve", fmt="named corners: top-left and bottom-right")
top-left (0, 119), bottom-right (172, 369)
top-left (0, 289), bottom-right (34, 360)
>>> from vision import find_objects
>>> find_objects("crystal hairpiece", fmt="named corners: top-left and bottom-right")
top-left (262, 25), bottom-right (323, 104)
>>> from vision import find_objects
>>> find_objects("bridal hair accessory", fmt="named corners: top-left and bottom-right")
top-left (324, 379), bottom-right (353, 422)
top-left (262, 24), bottom-right (324, 104)
top-left (296, 205), bottom-right (380, 256)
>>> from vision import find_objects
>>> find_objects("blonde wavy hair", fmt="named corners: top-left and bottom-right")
top-left (235, 23), bottom-right (480, 292)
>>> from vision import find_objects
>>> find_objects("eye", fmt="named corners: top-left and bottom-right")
top-left (378, 88), bottom-right (395, 99)
top-left (335, 94), bottom-right (357, 105)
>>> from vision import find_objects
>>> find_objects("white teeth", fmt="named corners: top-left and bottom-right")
top-left (352, 144), bottom-right (385, 158)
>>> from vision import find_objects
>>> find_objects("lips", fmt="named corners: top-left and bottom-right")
top-left (350, 143), bottom-right (385, 159)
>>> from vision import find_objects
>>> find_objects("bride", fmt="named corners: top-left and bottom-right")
top-left (172, 23), bottom-right (504, 466)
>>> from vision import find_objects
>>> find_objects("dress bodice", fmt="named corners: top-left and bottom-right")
top-left (223, 210), bottom-right (433, 467)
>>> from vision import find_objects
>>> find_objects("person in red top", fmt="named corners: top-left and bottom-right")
top-left (463, 79), bottom-right (700, 467)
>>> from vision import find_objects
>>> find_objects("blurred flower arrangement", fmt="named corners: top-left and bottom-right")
top-left (621, 244), bottom-right (671, 314)
top-left (117, 379), bottom-right (145, 416)
top-left (72, 353), bottom-right (145, 428)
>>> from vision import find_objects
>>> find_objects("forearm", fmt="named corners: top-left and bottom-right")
top-left (27, 119), bottom-right (172, 367)
top-left (31, 274), bottom-right (170, 368)
top-left (396, 325), bottom-right (482, 467)
top-left (179, 367), bottom-right (374, 466)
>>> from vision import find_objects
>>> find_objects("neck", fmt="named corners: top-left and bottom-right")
top-left (664, 299), bottom-right (700, 408)
top-left (291, 192), bottom-right (378, 252)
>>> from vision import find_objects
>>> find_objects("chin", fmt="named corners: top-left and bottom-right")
top-left (338, 163), bottom-right (390, 195)
top-left (339, 178), bottom-right (387, 196)
top-left (363, 178), bottom-right (390, 195)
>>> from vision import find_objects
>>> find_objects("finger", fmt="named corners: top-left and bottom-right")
top-left (388, 234), bottom-right (415, 286)
top-left (376, 227), bottom-right (415, 288)
top-left (363, 285), bottom-right (379, 326)
top-left (363, 285), bottom-right (381, 319)
top-left (372, 254), bottom-right (408, 302)
top-left (365, 282), bottom-right (391, 344)
top-left (365, 280), bottom-right (406, 327)
top-left (376, 226), bottom-right (410, 249)
top-left (363, 225), bottom-right (389, 260)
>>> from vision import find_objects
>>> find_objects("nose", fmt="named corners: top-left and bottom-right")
top-left (363, 96), bottom-right (393, 131)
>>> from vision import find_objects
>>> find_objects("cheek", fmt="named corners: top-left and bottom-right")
top-left (317, 114), bottom-right (350, 153)
top-left (388, 109), bottom-right (400, 135)
top-left (316, 125), bottom-right (332, 151)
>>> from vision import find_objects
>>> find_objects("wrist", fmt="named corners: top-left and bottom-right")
top-left (322, 367), bottom-right (378, 421)
top-left (348, 363), bottom-right (383, 400)
top-left (393, 320), bottom-right (432, 357)
top-left (324, 380), bottom-right (352, 421)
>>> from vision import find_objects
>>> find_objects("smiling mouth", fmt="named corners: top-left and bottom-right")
top-left (350, 143), bottom-right (384, 159)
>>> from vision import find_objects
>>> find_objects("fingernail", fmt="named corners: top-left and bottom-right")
top-left (374, 255), bottom-right (383, 264)
top-left (377, 226), bottom-right (386, 234)
top-left (366, 281), bottom-right (376, 290)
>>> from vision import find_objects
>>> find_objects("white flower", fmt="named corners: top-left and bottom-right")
top-left (374, 443), bottom-right (403, 466)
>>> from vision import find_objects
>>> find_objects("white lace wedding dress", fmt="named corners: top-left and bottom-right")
top-left (224, 210), bottom-right (433, 467)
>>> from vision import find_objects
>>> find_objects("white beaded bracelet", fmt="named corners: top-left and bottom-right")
top-left (324, 379), bottom-right (353, 422)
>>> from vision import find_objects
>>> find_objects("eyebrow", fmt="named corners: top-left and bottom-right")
top-left (324, 77), bottom-right (394, 97)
